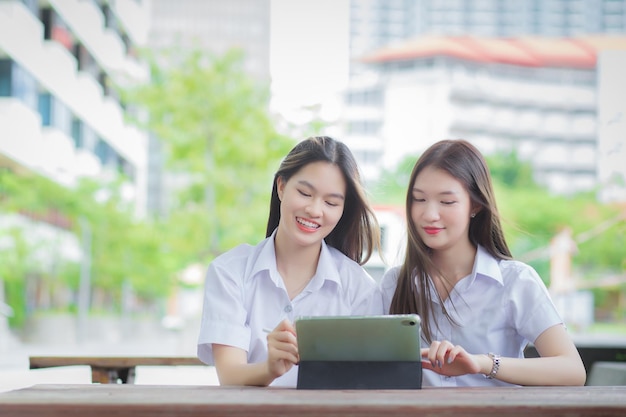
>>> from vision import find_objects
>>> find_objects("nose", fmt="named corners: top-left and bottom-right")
top-left (305, 198), bottom-right (323, 218)
top-left (422, 202), bottom-right (440, 221)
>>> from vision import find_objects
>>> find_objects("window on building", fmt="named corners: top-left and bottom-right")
top-left (0, 60), bottom-right (11, 97)
top-left (347, 89), bottom-right (383, 106)
top-left (38, 92), bottom-right (52, 126)
top-left (95, 138), bottom-right (113, 166)
top-left (120, 157), bottom-right (136, 181)
top-left (40, 7), bottom-right (74, 52)
top-left (74, 43), bottom-right (99, 78)
top-left (71, 117), bottom-right (83, 148)
top-left (355, 149), bottom-right (383, 166)
top-left (20, 0), bottom-right (38, 14)
top-left (82, 124), bottom-right (97, 152)
top-left (348, 120), bottom-right (382, 135)
top-left (38, 92), bottom-right (71, 133)
top-left (0, 59), bottom-right (35, 108)
top-left (98, 71), bottom-right (111, 97)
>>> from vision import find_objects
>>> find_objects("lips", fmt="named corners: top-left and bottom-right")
top-left (423, 227), bottom-right (442, 235)
top-left (296, 217), bottom-right (320, 231)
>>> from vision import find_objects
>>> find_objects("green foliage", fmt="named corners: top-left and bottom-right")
top-left (496, 184), bottom-right (624, 273)
top-left (0, 227), bottom-right (30, 327)
top-left (369, 154), bottom-right (418, 204)
top-left (0, 169), bottom-right (178, 323)
top-left (485, 150), bottom-right (536, 188)
top-left (121, 46), bottom-right (294, 260)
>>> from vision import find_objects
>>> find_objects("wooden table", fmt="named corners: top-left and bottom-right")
top-left (29, 356), bottom-right (205, 384)
top-left (1, 384), bottom-right (625, 417)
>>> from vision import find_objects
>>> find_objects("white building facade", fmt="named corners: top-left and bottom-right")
top-left (341, 35), bottom-right (626, 199)
top-left (0, 0), bottom-right (151, 260)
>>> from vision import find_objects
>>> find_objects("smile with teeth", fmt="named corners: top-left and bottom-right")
top-left (297, 217), bottom-right (320, 229)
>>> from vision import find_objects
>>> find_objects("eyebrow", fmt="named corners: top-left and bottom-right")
top-left (412, 188), bottom-right (459, 196)
top-left (298, 180), bottom-right (345, 200)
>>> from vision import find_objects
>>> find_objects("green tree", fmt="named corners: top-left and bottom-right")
top-left (0, 168), bottom-right (179, 323)
top-left (121, 47), bottom-right (294, 264)
top-left (369, 154), bottom-right (417, 204)
top-left (487, 149), bottom-right (535, 188)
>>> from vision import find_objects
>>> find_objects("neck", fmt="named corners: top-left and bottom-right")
top-left (274, 230), bottom-right (321, 299)
top-left (432, 242), bottom-right (477, 286)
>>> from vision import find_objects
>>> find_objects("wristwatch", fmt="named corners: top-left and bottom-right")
top-left (485, 352), bottom-right (501, 379)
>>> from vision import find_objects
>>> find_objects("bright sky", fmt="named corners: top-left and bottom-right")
top-left (269, 0), bottom-right (349, 122)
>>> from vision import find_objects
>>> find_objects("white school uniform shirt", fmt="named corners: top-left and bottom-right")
top-left (379, 244), bottom-right (564, 387)
top-left (197, 229), bottom-right (378, 387)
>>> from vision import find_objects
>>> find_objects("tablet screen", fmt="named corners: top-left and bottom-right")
top-left (295, 314), bottom-right (421, 362)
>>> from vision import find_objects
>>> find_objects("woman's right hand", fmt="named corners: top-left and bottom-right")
top-left (266, 319), bottom-right (299, 377)
top-left (421, 340), bottom-right (483, 377)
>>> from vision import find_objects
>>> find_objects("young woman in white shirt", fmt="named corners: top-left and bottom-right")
top-left (198, 136), bottom-right (381, 387)
top-left (379, 139), bottom-right (586, 387)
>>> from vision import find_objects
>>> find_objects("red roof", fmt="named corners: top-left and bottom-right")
top-left (360, 35), bottom-right (626, 69)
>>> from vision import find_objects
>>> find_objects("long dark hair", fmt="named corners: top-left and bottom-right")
top-left (390, 139), bottom-right (512, 343)
top-left (265, 136), bottom-right (380, 265)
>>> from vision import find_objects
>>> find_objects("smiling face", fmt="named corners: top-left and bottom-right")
top-left (276, 161), bottom-right (346, 248)
top-left (410, 166), bottom-right (474, 253)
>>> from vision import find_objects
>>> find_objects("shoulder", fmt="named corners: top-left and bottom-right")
top-left (325, 245), bottom-right (376, 287)
top-left (209, 238), bottom-right (271, 279)
top-left (497, 258), bottom-right (551, 298)
top-left (376, 265), bottom-right (403, 314)
top-left (325, 245), bottom-right (360, 269)
top-left (380, 265), bottom-right (401, 291)
top-left (211, 242), bottom-right (256, 266)
top-left (476, 246), bottom-right (544, 288)
top-left (498, 259), bottom-right (543, 284)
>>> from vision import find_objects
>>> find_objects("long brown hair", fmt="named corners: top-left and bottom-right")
top-left (266, 136), bottom-right (381, 265)
top-left (390, 139), bottom-right (512, 343)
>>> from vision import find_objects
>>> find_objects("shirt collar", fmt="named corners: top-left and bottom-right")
top-left (248, 229), bottom-right (280, 284)
top-left (314, 241), bottom-right (343, 288)
top-left (428, 245), bottom-right (503, 303)
top-left (471, 244), bottom-right (503, 286)
top-left (249, 229), bottom-right (343, 289)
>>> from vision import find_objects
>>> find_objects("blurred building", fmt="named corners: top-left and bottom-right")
top-left (349, 0), bottom-right (626, 64)
top-left (344, 0), bottom-right (626, 200)
top-left (0, 0), bottom-right (150, 261)
top-left (596, 49), bottom-right (626, 203)
top-left (146, 0), bottom-right (271, 216)
top-left (421, 0), bottom-right (626, 36)
top-left (340, 35), bottom-right (626, 198)
top-left (149, 0), bottom-right (270, 79)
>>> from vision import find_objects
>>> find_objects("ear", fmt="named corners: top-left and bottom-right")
top-left (277, 176), bottom-right (285, 202)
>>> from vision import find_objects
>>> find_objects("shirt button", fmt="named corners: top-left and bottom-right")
top-left (284, 305), bottom-right (293, 313)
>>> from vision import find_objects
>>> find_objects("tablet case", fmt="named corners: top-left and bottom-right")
top-left (295, 314), bottom-right (422, 389)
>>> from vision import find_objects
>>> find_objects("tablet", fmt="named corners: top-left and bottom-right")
top-left (295, 314), bottom-right (421, 362)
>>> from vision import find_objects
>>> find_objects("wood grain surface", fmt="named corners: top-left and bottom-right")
top-left (1, 384), bottom-right (625, 417)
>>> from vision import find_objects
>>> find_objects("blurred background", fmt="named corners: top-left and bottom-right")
top-left (0, 0), bottom-right (625, 389)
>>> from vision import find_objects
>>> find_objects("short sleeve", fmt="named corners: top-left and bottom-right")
top-left (507, 262), bottom-right (563, 343)
top-left (197, 257), bottom-right (251, 365)
top-left (378, 266), bottom-right (401, 314)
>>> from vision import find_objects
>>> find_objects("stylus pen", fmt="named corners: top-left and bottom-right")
top-left (262, 328), bottom-right (273, 334)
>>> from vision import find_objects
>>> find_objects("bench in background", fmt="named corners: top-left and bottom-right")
top-left (29, 356), bottom-right (205, 384)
